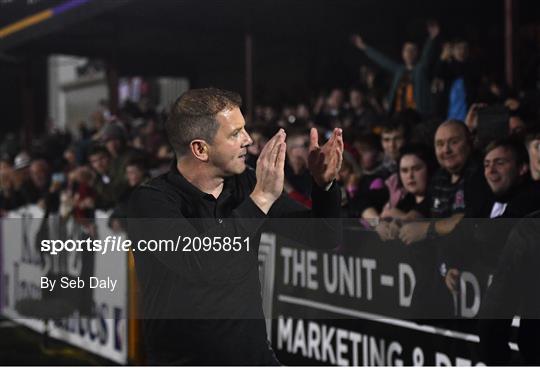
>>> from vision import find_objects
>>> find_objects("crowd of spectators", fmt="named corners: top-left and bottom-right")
top-left (1, 19), bottom-right (540, 363)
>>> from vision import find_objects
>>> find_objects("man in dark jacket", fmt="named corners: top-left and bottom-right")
top-left (444, 138), bottom-right (540, 290)
top-left (128, 88), bottom-right (343, 365)
top-left (352, 21), bottom-right (440, 115)
top-left (478, 211), bottom-right (540, 365)
top-left (398, 120), bottom-right (487, 245)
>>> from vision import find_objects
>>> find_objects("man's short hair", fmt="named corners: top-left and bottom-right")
top-left (403, 41), bottom-right (417, 48)
top-left (381, 118), bottom-right (408, 137)
top-left (354, 133), bottom-right (381, 152)
top-left (524, 124), bottom-right (540, 148)
top-left (126, 157), bottom-right (147, 171)
top-left (438, 119), bottom-right (471, 141)
top-left (484, 138), bottom-right (529, 167)
top-left (126, 157), bottom-right (148, 177)
top-left (166, 88), bottom-right (242, 157)
top-left (87, 144), bottom-right (110, 159)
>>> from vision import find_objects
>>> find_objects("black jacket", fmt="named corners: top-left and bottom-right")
top-left (478, 210), bottom-right (540, 365)
top-left (128, 165), bottom-right (341, 365)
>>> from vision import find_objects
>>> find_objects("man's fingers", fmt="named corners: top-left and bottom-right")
top-left (270, 134), bottom-right (285, 167)
top-left (317, 150), bottom-right (325, 167)
top-left (447, 270), bottom-right (460, 292)
top-left (335, 146), bottom-right (343, 170)
top-left (260, 129), bottom-right (284, 164)
top-left (325, 145), bottom-right (339, 170)
top-left (448, 276), bottom-right (457, 292)
top-left (322, 128), bottom-right (342, 154)
top-left (267, 129), bottom-right (284, 154)
top-left (333, 129), bottom-right (344, 165)
top-left (445, 278), bottom-right (454, 292)
top-left (398, 227), bottom-right (409, 244)
top-left (276, 142), bottom-right (286, 170)
top-left (260, 129), bottom-right (284, 160)
top-left (327, 129), bottom-right (338, 148)
top-left (336, 129), bottom-right (344, 152)
top-left (403, 238), bottom-right (411, 246)
top-left (309, 128), bottom-right (319, 151)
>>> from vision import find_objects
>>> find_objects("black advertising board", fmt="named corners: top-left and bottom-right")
top-left (257, 226), bottom-right (518, 366)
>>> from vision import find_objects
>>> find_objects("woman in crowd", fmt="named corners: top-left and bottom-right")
top-left (373, 144), bottom-right (435, 240)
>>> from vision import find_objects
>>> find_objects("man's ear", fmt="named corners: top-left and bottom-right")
top-left (190, 140), bottom-right (209, 162)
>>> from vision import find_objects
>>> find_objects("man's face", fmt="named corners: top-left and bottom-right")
top-left (29, 161), bottom-right (49, 189)
top-left (63, 149), bottom-right (76, 164)
top-left (126, 165), bottom-right (144, 187)
top-left (452, 42), bottom-right (469, 63)
top-left (89, 153), bottom-right (110, 175)
top-left (207, 107), bottom-right (253, 176)
top-left (327, 89), bottom-right (344, 109)
top-left (381, 129), bottom-right (405, 162)
top-left (105, 139), bottom-right (122, 157)
top-left (527, 139), bottom-right (540, 180)
top-left (296, 104), bottom-right (310, 119)
top-left (484, 147), bottom-right (521, 196)
top-left (355, 144), bottom-right (379, 171)
top-left (434, 123), bottom-right (470, 174)
top-left (402, 43), bottom-right (418, 66)
top-left (349, 90), bottom-right (364, 109)
top-left (509, 116), bottom-right (526, 136)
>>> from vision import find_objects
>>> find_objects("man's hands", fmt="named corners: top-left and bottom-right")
top-left (465, 103), bottom-right (487, 132)
top-left (308, 128), bottom-right (344, 188)
top-left (445, 268), bottom-right (460, 293)
top-left (251, 127), bottom-right (343, 214)
top-left (353, 22), bottom-right (439, 50)
top-left (375, 220), bottom-right (401, 242)
top-left (351, 34), bottom-right (367, 51)
top-left (380, 207), bottom-right (407, 220)
top-left (373, 219), bottom-right (431, 245)
top-left (399, 221), bottom-right (430, 245)
top-left (250, 129), bottom-right (287, 214)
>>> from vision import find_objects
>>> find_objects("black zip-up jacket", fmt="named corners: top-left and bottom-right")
top-left (128, 165), bottom-right (341, 365)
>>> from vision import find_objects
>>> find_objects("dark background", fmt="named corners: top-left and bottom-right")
top-left (1, 0), bottom-right (539, 136)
